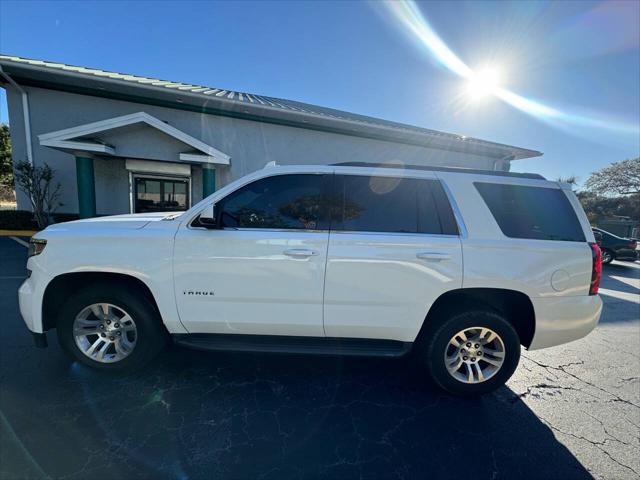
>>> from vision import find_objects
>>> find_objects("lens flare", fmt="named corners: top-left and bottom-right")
top-left (382, 0), bottom-right (639, 136)
top-left (465, 68), bottom-right (502, 100)
top-left (384, 0), bottom-right (472, 78)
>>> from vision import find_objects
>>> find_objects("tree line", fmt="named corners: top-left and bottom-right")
top-left (557, 157), bottom-right (639, 226)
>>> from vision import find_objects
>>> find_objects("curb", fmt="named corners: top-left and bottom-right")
top-left (0, 230), bottom-right (38, 236)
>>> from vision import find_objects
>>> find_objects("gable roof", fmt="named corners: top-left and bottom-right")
top-left (0, 54), bottom-right (542, 161)
top-left (38, 111), bottom-right (230, 164)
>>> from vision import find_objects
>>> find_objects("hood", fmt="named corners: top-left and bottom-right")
top-left (46, 211), bottom-right (184, 231)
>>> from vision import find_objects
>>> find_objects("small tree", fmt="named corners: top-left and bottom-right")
top-left (14, 160), bottom-right (61, 229)
top-left (584, 158), bottom-right (640, 196)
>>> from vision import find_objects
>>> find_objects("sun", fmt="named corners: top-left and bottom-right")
top-left (465, 68), bottom-right (502, 100)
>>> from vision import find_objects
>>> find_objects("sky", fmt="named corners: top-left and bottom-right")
top-left (0, 0), bottom-right (638, 186)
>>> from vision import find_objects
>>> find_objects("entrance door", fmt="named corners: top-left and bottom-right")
top-left (134, 176), bottom-right (189, 213)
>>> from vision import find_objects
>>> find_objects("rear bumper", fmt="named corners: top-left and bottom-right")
top-left (614, 250), bottom-right (639, 261)
top-left (528, 295), bottom-right (603, 350)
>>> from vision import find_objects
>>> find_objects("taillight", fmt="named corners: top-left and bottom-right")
top-left (589, 243), bottom-right (602, 295)
top-left (629, 241), bottom-right (637, 250)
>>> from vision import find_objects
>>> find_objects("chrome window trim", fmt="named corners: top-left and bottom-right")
top-left (188, 225), bottom-right (330, 234)
top-left (329, 230), bottom-right (459, 239)
top-left (189, 223), bottom-right (458, 238)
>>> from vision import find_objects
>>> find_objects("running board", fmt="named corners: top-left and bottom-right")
top-left (172, 334), bottom-right (412, 358)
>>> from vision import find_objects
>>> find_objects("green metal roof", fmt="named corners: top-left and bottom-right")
top-left (0, 54), bottom-right (542, 160)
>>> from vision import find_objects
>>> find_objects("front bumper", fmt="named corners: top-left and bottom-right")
top-left (18, 268), bottom-right (50, 335)
top-left (528, 295), bottom-right (603, 350)
top-left (18, 276), bottom-right (38, 332)
top-left (20, 272), bottom-right (51, 347)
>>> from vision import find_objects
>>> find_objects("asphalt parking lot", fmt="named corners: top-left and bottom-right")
top-left (0, 236), bottom-right (638, 480)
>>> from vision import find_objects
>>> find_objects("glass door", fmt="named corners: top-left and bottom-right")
top-left (134, 176), bottom-right (189, 213)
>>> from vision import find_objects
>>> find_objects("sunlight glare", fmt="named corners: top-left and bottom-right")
top-left (465, 68), bottom-right (502, 100)
top-left (382, 0), bottom-right (640, 136)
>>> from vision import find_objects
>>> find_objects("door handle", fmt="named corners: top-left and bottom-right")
top-left (416, 252), bottom-right (451, 261)
top-left (283, 248), bottom-right (318, 258)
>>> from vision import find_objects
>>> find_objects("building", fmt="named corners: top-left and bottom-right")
top-left (596, 216), bottom-right (639, 239)
top-left (0, 55), bottom-right (542, 218)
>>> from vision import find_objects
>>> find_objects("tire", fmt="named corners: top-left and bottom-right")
top-left (421, 309), bottom-right (520, 396)
top-left (56, 283), bottom-right (167, 371)
top-left (601, 249), bottom-right (614, 265)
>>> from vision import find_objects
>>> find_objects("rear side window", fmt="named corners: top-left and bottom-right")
top-left (332, 175), bottom-right (458, 235)
top-left (475, 182), bottom-right (585, 242)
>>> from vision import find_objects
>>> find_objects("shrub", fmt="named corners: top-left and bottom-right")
top-left (0, 210), bottom-right (81, 230)
top-left (0, 210), bottom-right (38, 230)
top-left (14, 160), bottom-right (61, 229)
top-left (0, 185), bottom-right (15, 203)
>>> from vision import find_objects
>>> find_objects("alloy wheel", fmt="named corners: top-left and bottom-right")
top-left (73, 303), bottom-right (137, 363)
top-left (444, 327), bottom-right (505, 384)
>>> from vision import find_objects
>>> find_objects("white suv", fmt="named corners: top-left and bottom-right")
top-left (19, 163), bottom-right (603, 395)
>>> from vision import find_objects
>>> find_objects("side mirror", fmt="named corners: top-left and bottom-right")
top-left (199, 204), bottom-right (217, 228)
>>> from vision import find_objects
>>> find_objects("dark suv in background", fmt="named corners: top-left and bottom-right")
top-left (592, 228), bottom-right (639, 264)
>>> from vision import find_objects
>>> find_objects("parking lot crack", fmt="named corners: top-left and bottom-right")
top-left (511, 382), bottom-right (578, 402)
top-left (545, 422), bottom-right (640, 478)
top-left (522, 355), bottom-right (640, 408)
top-left (583, 411), bottom-right (636, 447)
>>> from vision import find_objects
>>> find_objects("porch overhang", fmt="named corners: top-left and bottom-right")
top-left (37, 111), bottom-right (231, 165)
top-left (37, 112), bottom-right (229, 218)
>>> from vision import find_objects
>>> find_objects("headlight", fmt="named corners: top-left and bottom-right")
top-left (28, 238), bottom-right (47, 257)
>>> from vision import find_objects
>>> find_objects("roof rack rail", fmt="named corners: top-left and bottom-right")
top-left (332, 162), bottom-right (546, 180)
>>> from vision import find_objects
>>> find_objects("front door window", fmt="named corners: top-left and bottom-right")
top-left (134, 177), bottom-right (189, 213)
top-left (216, 174), bottom-right (328, 230)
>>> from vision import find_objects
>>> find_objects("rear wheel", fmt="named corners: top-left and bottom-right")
top-left (56, 284), bottom-right (167, 371)
top-left (422, 310), bottom-right (520, 396)
top-left (601, 249), bottom-right (614, 265)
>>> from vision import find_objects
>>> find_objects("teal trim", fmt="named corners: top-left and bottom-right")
top-left (202, 167), bottom-right (216, 198)
top-left (75, 156), bottom-right (96, 218)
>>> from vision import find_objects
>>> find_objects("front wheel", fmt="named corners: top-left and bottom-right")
top-left (56, 284), bottom-right (167, 371)
top-left (423, 310), bottom-right (521, 396)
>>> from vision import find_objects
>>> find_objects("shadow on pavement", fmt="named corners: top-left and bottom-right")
top-left (598, 261), bottom-right (639, 325)
top-left (602, 263), bottom-right (639, 290)
top-left (0, 237), bottom-right (591, 479)
top-left (1, 343), bottom-right (592, 479)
